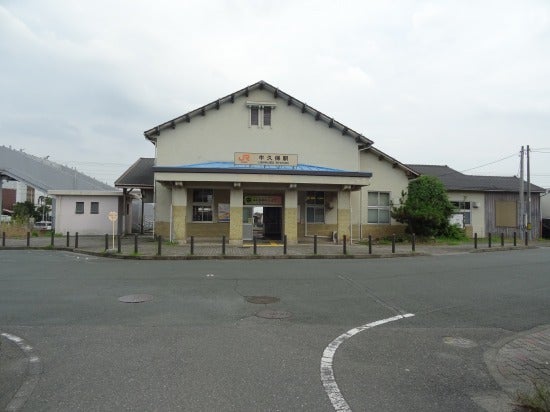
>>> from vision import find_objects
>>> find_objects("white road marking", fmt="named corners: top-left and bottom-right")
top-left (1, 332), bottom-right (42, 411)
top-left (320, 313), bottom-right (415, 411)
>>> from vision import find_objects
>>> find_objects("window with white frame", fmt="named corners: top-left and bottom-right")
top-left (90, 201), bottom-right (99, 214)
top-left (451, 201), bottom-right (471, 225)
top-left (248, 103), bottom-right (274, 127)
top-left (192, 189), bottom-right (213, 222)
top-left (367, 192), bottom-right (391, 224)
top-left (75, 202), bottom-right (84, 214)
top-left (306, 191), bottom-right (325, 223)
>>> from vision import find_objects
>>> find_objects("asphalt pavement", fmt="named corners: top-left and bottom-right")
top-left (1, 247), bottom-right (549, 411)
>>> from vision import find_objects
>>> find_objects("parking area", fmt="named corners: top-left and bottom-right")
top-left (1, 248), bottom-right (550, 411)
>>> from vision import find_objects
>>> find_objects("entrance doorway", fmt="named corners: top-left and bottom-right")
top-left (263, 207), bottom-right (282, 240)
top-left (249, 206), bottom-right (282, 240)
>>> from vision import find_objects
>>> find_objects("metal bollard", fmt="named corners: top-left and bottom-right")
top-left (105, 234), bottom-right (108, 251)
top-left (412, 233), bottom-right (416, 252)
top-left (488, 233), bottom-right (492, 248)
top-left (50, 230), bottom-right (54, 246)
top-left (368, 234), bottom-right (372, 254)
top-left (513, 232), bottom-right (517, 246)
top-left (66, 232), bottom-right (70, 247)
top-left (525, 231), bottom-right (528, 246)
top-left (222, 235), bottom-right (226, 255)
top-left (500, 233), bottom-right (504, 247)
top-left (117, 235), bottom-right (121, 253)
top-left (392, 234), bottom-right (396, 253)
top-left (75, 232), bottom-right (79, 249)
top-left (283, 235), bottom-right (287, 255)
top-left (2, 231), bottom-right (5, 247)
top-left (190, 236), bottom-right (194, 255)
top-left (314, 235), bottom-right (318, 255)
top-left (27, 231), bottom-right (30, 247)
top-left (134, 234), bottom-right (138, 254)
top-left (253, 237), bottom-right (257, 255)
top-left (157, 235), bottom-right (162, 256)
top-left (474, 233), bottom-right (478, 249)
top-left (343, 235), bottom-right (347, 255)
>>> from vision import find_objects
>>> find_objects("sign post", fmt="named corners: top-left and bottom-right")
top-left (108, 211), bottom-right (118, 250)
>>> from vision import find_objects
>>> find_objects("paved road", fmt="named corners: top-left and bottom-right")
top-left (1, 248), bottom-right (549, 411)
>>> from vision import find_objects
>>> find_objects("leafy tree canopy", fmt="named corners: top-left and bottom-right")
top-left (13, 201), bottom-right (41, 222)
top-left (391, 175), bottom-right (455, 237)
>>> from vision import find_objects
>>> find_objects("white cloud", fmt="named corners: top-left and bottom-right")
top-left (1, 1), bottom-right (550, 186)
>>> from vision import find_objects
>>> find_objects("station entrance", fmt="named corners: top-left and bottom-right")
top-left (242, 194), bottom-right (283, 241)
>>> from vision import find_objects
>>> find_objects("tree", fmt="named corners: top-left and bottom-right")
top-left (12, 201), bottom-right (41, 222)
top-left (391, 175), bottom-right (455, 237)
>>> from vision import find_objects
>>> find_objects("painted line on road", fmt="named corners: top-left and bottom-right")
top-left (320, 313), bottom-right (415, 411)
top-left (1, 332), bottom-right (42, 412)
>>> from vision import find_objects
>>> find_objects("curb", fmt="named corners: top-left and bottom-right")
top-left (0, 332), bottom-right (42, 412)
top-left (484, 324), bottom-right (550, 397)
top-left (0, 245), bottom-right (540, 260)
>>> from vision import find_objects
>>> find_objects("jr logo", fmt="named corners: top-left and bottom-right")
top-left (238, 153), bottom-right (251, 163)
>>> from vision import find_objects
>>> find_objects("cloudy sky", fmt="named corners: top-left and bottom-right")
top-left (1, 1), bottom-right (549, 188)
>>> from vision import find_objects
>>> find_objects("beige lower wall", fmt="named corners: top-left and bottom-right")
top-left (187, 223), bottom-right (229, 238)
top-left (359, 224), bottom-right (407, 239)
top-left (298, 224), bottom-right (337, 238)
top-left (155, 221), bottom-right (170, 238)
top-left (172, 206), bottom-right (187, 241)
top-left (284, 208), bottom-right (298, 244)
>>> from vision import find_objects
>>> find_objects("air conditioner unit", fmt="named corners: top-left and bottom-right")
top-left (472, 202), bottom-right (479, 208)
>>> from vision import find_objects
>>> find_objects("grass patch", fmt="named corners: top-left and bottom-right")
top-left (515, 381), bottom-right (550, 411)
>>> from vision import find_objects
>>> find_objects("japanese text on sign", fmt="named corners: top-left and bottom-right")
top-left (234, 152), bottom-right (298, 166)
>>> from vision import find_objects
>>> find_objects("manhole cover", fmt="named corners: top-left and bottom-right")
top-left (443, 337), bottom-right (477, 348)
top-left (245, 296), bottom-right (280, 304)
top-left (256, 309), bottom-right (292, 319)
top-left (118, 294), bottom-right (154, 303)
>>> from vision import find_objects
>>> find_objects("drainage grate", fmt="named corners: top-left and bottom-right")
top-left (255, 309), bottom-right (292, 319)
top-left (118, 294), bottom-right (154, 303)
top-left (245, 296), bottom-right (280, 304)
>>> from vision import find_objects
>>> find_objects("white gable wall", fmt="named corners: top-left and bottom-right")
top-left (155, 89), bottom-right (359, 170)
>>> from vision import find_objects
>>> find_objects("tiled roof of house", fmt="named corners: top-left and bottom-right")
top-left (0, 145), bottom-right (114, 192)
top-left (407, 164), bottom-right (545, 192)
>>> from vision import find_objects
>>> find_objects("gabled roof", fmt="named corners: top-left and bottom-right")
top-left (115, 157), bottom-right (155, 189)
top-left (143, 80), bottom-right (373, 147)
top-left (0, 145), bottom-right (114, 192)
top-left (408, 164), bottom-right (546, 193)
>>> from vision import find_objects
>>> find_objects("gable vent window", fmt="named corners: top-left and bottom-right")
top-left (247, 102), bottom-right (275, 128)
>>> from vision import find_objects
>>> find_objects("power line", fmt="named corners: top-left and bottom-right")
top-left (458, 152), bottom-right (518, 174)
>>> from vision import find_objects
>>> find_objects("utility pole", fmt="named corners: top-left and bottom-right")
top-left (527, 145), bottom-right (532, 240)
top-left (519, 146), bottom-right (525, 238)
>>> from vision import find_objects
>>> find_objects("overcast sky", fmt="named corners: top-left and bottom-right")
top-left (1, 1), bottom-right (549, 188)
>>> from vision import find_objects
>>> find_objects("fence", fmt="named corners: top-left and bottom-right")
top-left (0, 231), bottom-right (534, 259)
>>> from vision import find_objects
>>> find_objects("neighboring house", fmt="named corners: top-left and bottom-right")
top-left (0, 145), bottom-right (130, 234)
top-left (48, 190), bottom-right (131, 235)
top-left (408, 165), bottom-right (545, 238)
top-left (118, 80), bottom-right (417, 244)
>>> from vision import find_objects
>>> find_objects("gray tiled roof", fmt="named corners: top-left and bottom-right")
top-left (0, 145), bottom-right (114, 191)
top-left (407, 164), bottom-right (545, 193)
top-left (115, 158), bottom-right (154, 188)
